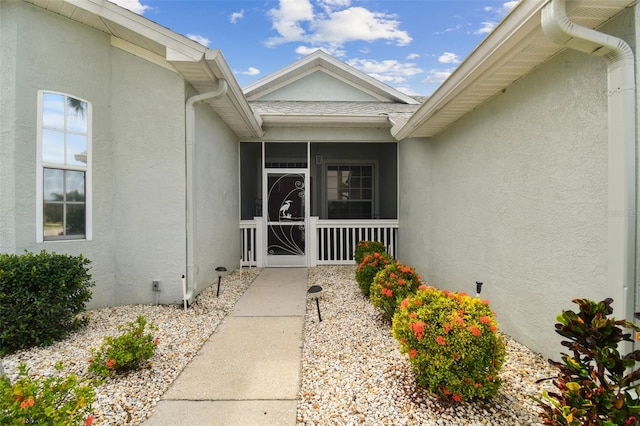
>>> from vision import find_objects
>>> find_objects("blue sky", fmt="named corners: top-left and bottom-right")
top-left (110, 0), bottom-right (519, 96)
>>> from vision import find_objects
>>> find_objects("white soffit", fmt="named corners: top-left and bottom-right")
top-left (392, 0), bottom-right (637, 140)
top-left (25, 0), bottom-right (263, 138)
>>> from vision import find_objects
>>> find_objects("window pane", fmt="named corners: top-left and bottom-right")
top-left (66, 134), bottom-right (87, 166)
top-left (66, 204), bottom-right (86, 236)
top-left (66, 98), bottom-right (88, 133)
top-left (42, 93), bottom-right (65, 129)
top-left (66, 170), bottom-right (85, 201)
top-left (43, 168), bottom-right (64, 201)
top-left (363, 177), bottom-right (372, 189)
top-left (42, 129), bottom-right (65, 164)
top-left (43, 203), bottom-right (64, 237)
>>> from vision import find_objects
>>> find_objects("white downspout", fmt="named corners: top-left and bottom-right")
top-left (184, 79), bottom-right (228, 307)
top-left (542, 0), bottom-right (636, 322)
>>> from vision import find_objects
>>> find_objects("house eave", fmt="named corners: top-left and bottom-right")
top-left (391, 0), bottom-right (637, 140)
top-left (25, 0), bottom-right (264, 139)
top-left (244, 50), bottom-right (419, 105)
top-left (260, 114), bottom-right (391, 128)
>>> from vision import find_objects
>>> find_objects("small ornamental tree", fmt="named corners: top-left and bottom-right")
top-left (354, 240), bottom-right (387, 265)
top-left (392, 285), bottom-right (505, 402)
top-left (370, 262), bottom-right (422, 319)
top-left (535, 298), bottom-right (640, 426)
top-left (355, 252), bottom-right (393, 297)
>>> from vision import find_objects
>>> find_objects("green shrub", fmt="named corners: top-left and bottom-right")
top-left (0, 251), bottom-right (94, 355)
top-left (355, 252), bottom-right (393, 297)
top-left (392, 285), bottom-right (505, 402)
top-left (354, 240), bottom-right (387, 265)
top-left (535, 298), bottom-right (640, 426)
top-left (370, 262), bottom-right (422, 319)
top-left (0, 362), bottom-right (95, 425)
top-left (89, 315), bottom-right (159, 378)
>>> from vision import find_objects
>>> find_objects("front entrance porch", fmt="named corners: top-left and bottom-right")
top-left (239, 141), bottom-right (399, 267)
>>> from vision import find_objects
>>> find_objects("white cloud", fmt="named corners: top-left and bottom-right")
top-left (485, 1), bottom-right (519, 15)
top-left (265, 0), bottom-right (411, 48)
top-left (240, 67), bottom-right (261, 76)
top-left (476, 1), bottom-right (518, 34)
top-left (230, 9), bottom-right (244, 24)
top-left (266, 0), bottom-right (314, 46)
top-left (438, 52), bottom-right (460, 64)
top-left (407, 53), bottom-right (420, 60)
top-left (347, 58), bottom-right (423, 85)
top-left (295, 45), bottom-right (345, 57)
top-left (475, 21), bottom-right (496, 35)
top-left (107, 0), bottom-right (150, 15)
top-left (311, 7), bottom-right (411, 46)
top-left (422, 69), bottom-right (454, 85)
top-left (187, 34), bottom-right (210, 47)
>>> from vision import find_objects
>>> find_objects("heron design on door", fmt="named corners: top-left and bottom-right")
top-left (264, 169), bottom-right (308, 267)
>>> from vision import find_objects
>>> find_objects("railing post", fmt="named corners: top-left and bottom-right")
top-left (254, 217), bottom-right (264, 267)
top-left (308, 216), bottom-right (318, 267)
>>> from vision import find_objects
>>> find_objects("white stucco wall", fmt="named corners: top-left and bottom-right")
top-left (192, 103), bottom-right (240, 296)
top-left (399, 28), bottom-right (624, 358)
top-left (2, 2), bottom-right (190, 307)
top-left (109, 48), bottom-right (187, 306)
top-left (0, 3), bottom-right (19, 253)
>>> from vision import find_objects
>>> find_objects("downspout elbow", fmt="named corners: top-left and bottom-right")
top-left (184, 79), bottom-right (229, 306)
top-left (542, 0), bottom-right (637, 325)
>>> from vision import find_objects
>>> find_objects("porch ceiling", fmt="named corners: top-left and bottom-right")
top-left (391, 0), bottom-right (638, 140)
top-left (25, 0), bottom-right (263, 139)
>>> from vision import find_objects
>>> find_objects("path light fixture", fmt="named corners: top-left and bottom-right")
top-left (308, 285), bottom-right (323, 322)
top-left (476, 281), bottom-right (483, 298)
top-left (215, 266), bottom-right (227, 297)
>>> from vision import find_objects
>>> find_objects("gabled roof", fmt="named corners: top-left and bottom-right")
top-left (391, 0), bottom-right (637, 140)
top-left (24, 0), bottom-right (263, 138)
top-left (244, 50), bottom-right (420, 128)
top-left (244, 50), bottom-right (419, 105)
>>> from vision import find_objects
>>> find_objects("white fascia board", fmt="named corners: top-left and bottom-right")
top-left (260, 114), bottom-right (390, 127)
top-left (391, 0), bottom-right (547, 140)
top-left (204, 50), bottom-right (264, 137)
top-left (244, 50), bottom-right (418, 104)
top-left (65, 0), bottom-right (206, 61)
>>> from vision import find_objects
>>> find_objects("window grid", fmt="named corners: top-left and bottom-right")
top-left (37, 91), bottom-right (91, 242)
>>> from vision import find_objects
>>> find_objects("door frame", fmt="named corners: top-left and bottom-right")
top-left (263, 168), bottom-right (309, 267)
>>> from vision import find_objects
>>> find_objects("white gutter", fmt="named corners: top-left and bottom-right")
top-left (184, 79), bottom-right (229, 307)
top-left (542, 0), bottom-right (636, 321)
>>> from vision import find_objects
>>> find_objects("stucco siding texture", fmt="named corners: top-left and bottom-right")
top-left (4, 2), bottom-right (188, 307)
top-left (400, 45), bottom-right (612, 359)
top-left (0, 2), bottom-right (19, 253)
top-left (192, 103), bottom-right (240, 297)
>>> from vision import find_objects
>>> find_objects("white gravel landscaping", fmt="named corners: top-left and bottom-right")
top-left (2, 265), bottom-right (557, 425)
top-left (298, 265), bottom-right (557, 426)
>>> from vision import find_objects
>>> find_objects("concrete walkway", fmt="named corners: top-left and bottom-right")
top-left (144, 268), bottom-right (308, 426)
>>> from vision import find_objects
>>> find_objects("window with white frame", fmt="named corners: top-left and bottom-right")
top-left (37, 91), bottom-right (91, 241)
top-left (327, 164), bottom-right (374, 219)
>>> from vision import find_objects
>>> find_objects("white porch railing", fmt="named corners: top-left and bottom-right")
top-left (240, 217), bottom-right (398, 267)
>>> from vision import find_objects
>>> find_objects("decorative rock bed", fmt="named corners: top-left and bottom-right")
top-left (2, 266), bottom-right (556, 425)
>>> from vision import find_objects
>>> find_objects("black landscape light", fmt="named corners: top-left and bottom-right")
top-left (476, 281), bottom-right (483, 298)
top-left (308, 285), bottom-right (323, 322)
top-left (215, 266), bottom-right (227, 297)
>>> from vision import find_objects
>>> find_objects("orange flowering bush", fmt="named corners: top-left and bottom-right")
top-left (355, 252), bottom-right (393, 297)
top-left (370, 262), bottom-right (422, 319)
top-left (0, 362), bottom-right (94, 425)
top-left (392, 285), bottom-right (505, 402)
top-left (88, 315), bottom-right (158, 379)
top-left (354, 240), bottom-right (387, 265)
